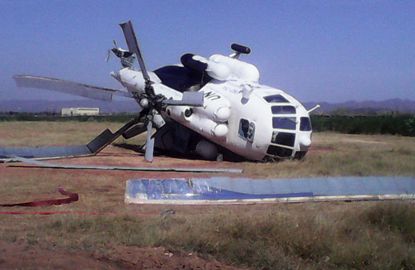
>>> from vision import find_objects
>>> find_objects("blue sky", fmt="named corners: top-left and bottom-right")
top-left (0, 0), bottom-right (414, 102)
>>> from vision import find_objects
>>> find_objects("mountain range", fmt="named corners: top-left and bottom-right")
top-left (0, 98), bottom-right (414, 115)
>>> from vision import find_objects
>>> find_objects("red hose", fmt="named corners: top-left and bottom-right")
top-left (0, 211), bottom-right (98, 215)
top-left (0, 187), bottom-right (78, 207)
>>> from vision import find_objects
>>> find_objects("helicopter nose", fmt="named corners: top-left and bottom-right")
top-left (298, 133), bottom-right (311, 150)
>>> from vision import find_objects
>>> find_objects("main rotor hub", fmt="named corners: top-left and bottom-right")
top-left (139, 97), bottom-right (149, 108)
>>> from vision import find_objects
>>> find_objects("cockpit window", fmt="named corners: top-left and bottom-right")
top-left (271, 106), bottom-right (296, 114)
top-left (272, 117), bottom-right (296, 130)
top-left (264, 94), bottom-right (289, 103)
top-left (300, 117), bottom-right (311, 131)
top-left (271, 131), bottom-right (295, 147)
top-left (266, 145), bottom-right (292, 157)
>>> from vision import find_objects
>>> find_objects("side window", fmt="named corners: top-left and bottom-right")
top-left (300, 117), bottom-right (312, 131)
top-left (264, 94), bottom-right (289, 103)
top-left (272, 117), bottom-right (296, 130)
top-left (271, 106), bottom-right (296, 114)
top-left (239, 119), bottom-right (255, 142)
top-left (271, 131), bottom-right (295, 147)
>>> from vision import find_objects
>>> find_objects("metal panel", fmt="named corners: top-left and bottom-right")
top-left (125, 176), bottom-right (415, 204)
top-left (6, 157), bottom-right (242, 173)
top-left (0, 145), bottom-right (92, 159)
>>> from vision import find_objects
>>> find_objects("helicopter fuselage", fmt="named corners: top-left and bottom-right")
top-left (114, 53), bottom-right (313, 161)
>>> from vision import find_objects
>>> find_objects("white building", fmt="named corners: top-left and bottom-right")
top-left (61, 107), bottom-right (100, 116)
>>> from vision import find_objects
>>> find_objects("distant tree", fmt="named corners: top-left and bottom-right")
top-left (405, 117), bottom-right (415, 136)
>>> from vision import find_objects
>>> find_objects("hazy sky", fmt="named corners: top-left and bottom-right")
top-left (0, 0), bottom-right (414, 102)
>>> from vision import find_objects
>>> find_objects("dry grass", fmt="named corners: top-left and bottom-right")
top-left (244, 132), bottom-right (415, 177)
top-left (0, 121), bottom-right (144, 147)
top-left (1, 121), bottom-right (414, 177)
top-left (1, 202), bottom-right (414, 269)
top-left (0, 121), bottom-right (415, 269)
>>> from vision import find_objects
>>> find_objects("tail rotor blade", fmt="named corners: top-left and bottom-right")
top-left (144, 120), bottom-right (154, 162)
top-left (105, 49), bottom-right (111, 62)
top-left (119, 20), bottom-right (150, 82)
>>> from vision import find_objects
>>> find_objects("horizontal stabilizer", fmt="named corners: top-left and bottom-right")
top-left (14, 75), bottom-right (133, 101)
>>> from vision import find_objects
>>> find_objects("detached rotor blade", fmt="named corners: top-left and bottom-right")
top-left (119, 21), bottom-right (150, 82)
top-left (162, 91), bottom-right (204, 107)
top-left (122, 123), bottom-right (147, 139)
top-left (144, 120), bottom-right (154, 162)
top-left (0, 117), bottom-right (141, 161)
top-left (14, 75), bottom-right (133, 101)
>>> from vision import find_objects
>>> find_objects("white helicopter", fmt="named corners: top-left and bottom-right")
top-left (10, 21), bottom-right (318, 162)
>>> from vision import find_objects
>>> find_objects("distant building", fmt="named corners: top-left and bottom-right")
top-left (61, 107), bottom-right (100, 116)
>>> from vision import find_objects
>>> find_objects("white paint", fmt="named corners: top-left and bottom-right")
top-left (209, 54), bottom-right (260, 82)
top-left (213, 124), bottom-right (229, 137)
top-left (113, 53), bottom-right (313, 161)
top-left (190, 54), bottom-right (259, 82)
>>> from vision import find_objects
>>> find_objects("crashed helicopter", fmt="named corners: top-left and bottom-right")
top-left (3, 21), bottom-right (318, 162)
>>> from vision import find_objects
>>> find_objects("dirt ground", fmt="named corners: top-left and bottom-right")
top-left (0, 239), bottom-right (241, 270)
top-left (0, 146), bottom-right (250, 269)
top-left (1, 124), bottom-right (414, 269)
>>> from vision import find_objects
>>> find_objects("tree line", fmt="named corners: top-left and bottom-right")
top-left (1, 112), bottom-right (414, 136)
top-left (311, 114), bottom-right (415, 136)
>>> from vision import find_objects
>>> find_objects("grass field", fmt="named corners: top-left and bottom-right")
top-left (0, 121), bottom-right (415, 269)
top-left (1, 121), bottom-right (414, 177)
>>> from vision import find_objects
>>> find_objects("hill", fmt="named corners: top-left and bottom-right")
top-left (304, 98), bottom-right (415, 115)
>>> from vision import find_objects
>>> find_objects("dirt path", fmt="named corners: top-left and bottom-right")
top-left (0, 240), bottom-right (243, 270)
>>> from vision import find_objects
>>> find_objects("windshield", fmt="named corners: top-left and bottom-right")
top-left (271, 106), bottom-right (296, 114)
top-left (272, 117), bottom-right (296, 130)
top-left (300, 117), bottom-right (311, 131)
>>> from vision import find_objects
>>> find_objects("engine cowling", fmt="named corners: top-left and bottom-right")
top-left (181, 54), bottom-right (259, 82)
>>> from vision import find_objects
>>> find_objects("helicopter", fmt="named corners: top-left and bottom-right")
top-left (8, 20), bottom-right (318, 163)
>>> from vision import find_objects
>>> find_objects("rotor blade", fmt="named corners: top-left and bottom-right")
top-left (122, 123), bottom-right (147, 139)
top-left (144, 120), bottom-right (154, 162)
top-left (119, 21), bottom-right (150, 82)
top-left (162, 91), bottom-right (204, 107)
top-left (14, 75), bottom-right (133, 101)
top-left (0, 117), bottom-right (141, 161)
